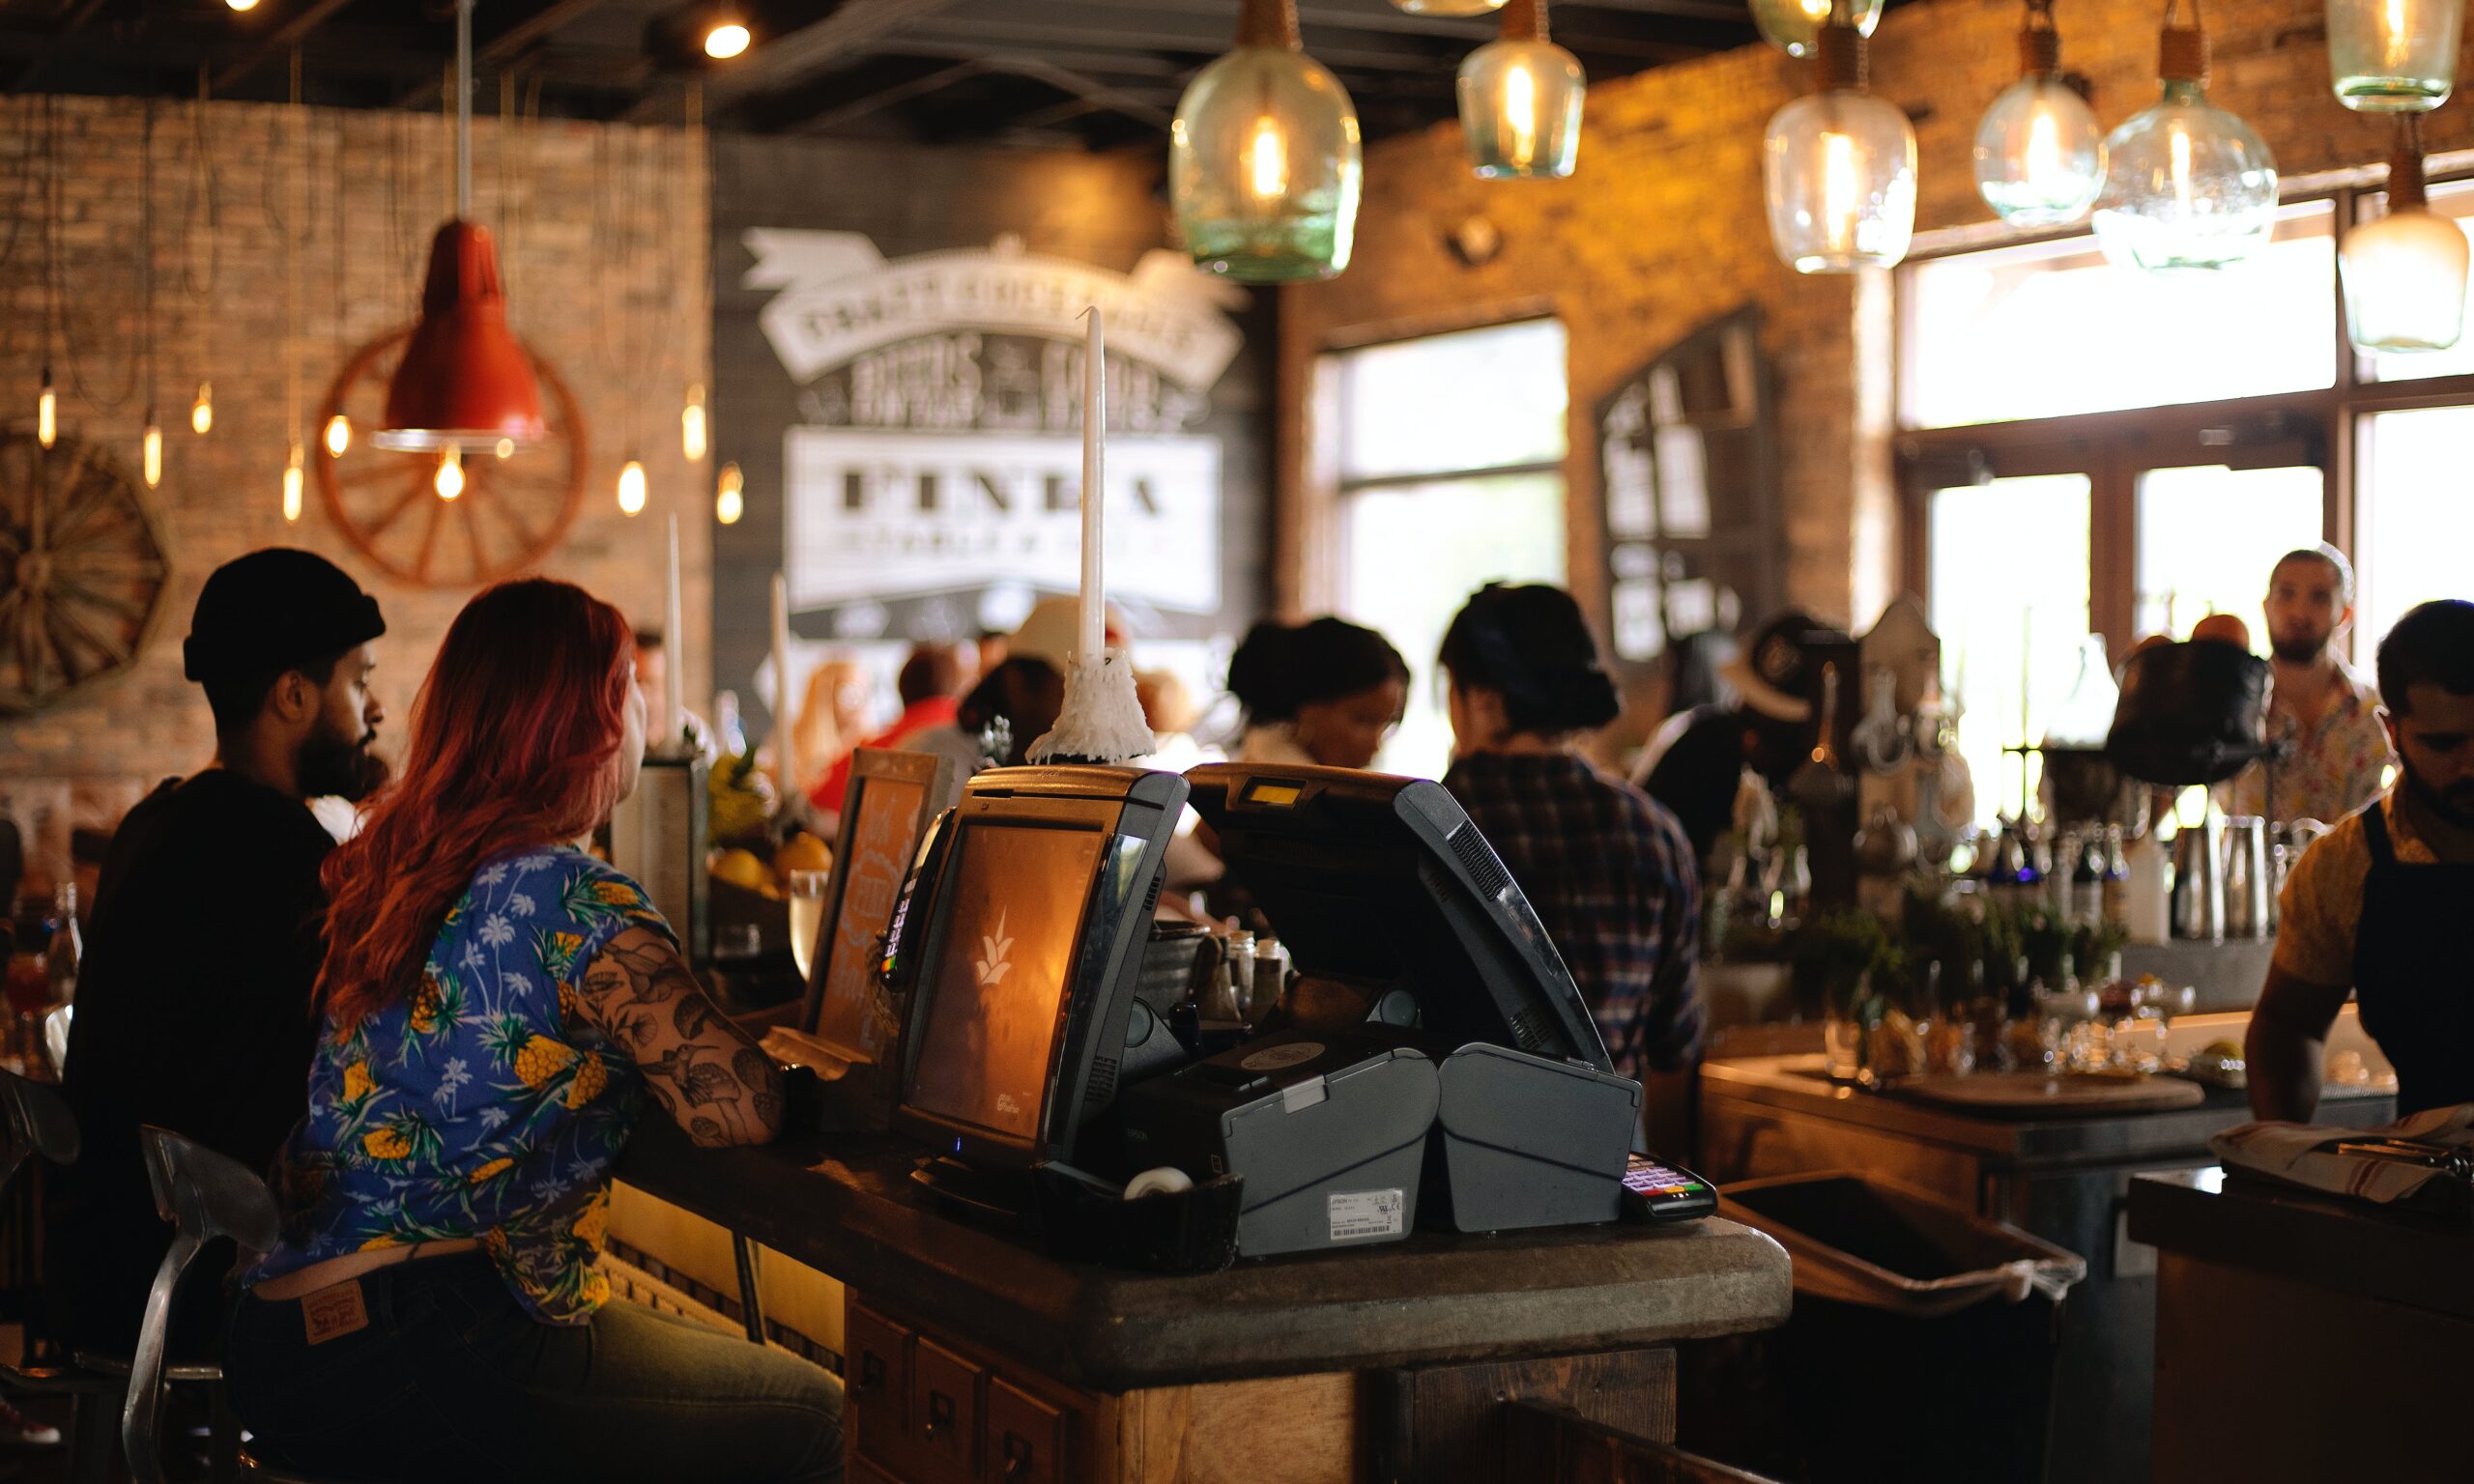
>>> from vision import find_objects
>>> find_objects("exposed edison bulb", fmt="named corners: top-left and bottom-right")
top-left (1247, 116), bottom-right (1289, 203)
top-left (323, 414), bottom-right (352, 458)
top-left (1974, 75), bottom-right (2106, 227)
top-left (190, 382), bottom-right (214, 436)
top-left (37, 375), bottom-right (55, 449)
top-left (281, 444), bottom-right (303, 523)
top-left (617, 457), bottom-right (647, 516)
top-left (704, 21), bottom-right (751, 59)
top-left (681, 384), bottom-right (708, 462)
top-left (142, 418), bottom-right (163, 489)
top-left (1764, 85), bottom-right (1917, 272)
top-left (434, 446), bottom-right (465, 501)
top-left (715, 461), bottom-right (745, 526)
top-left (495, 437), bottom-right (514, 460)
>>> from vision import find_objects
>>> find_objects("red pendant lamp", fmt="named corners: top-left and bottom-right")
top-left (372, 0), bottom-right (545, 451)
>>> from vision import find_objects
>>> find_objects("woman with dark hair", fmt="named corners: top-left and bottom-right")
top-left (226, 579), bottom-right (839, 1483)
top-left (1226, 615), bottom-right (1409, 771)
top-left (1438, 584), bottom-right (1705, 1081)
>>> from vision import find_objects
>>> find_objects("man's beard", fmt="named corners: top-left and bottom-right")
top-left (2271, 631), bottom-right (2330, 666)
top-left (298, 726), bottom-right (389, 802)
top-left (2398, 751), bottom-right (2474, 831)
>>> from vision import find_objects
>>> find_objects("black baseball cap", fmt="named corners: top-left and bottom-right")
top-left (1721, 609), bottom-right (1846, 724)
top-left (183, 548), bottom-right (387, 683)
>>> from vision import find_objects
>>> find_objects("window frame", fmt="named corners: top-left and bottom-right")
top-left (1896, 180), bottom-right (2474, 666)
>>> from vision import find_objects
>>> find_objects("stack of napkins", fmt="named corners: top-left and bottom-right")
top-left (2210, 1103), bottom-right (2474, 1207)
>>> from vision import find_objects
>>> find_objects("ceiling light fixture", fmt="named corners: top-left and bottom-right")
top-left (1764, 0), bottom-right (1915, 272)
top-left (2090, 0), bottom-right (2277, 272)
top-left (1974, 0), bottom-right (2105, 227)
top-left (1170, 0), bottom-right (1363, 282)
top-left (373, 0), bottom-right (547, 452)
top-left (1457, 0), bottom-right (1585, 180)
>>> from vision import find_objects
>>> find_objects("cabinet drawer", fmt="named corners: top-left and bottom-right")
top-left (988, 1376), bottom-right (1065, 1484)
top-left (846, 1302), bottom-right (915, 1476)
top-left (911, 1336), bottom-right (984, 1482)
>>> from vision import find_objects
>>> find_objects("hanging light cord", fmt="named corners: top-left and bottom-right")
top-left (457, 0), bottom-right (475, 220)
top-left (142, 93), bottom-right (157, 417)
top-left (2021, 0), bottom-right (2060, 75)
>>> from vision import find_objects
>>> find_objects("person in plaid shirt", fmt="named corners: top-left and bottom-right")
top-left (1438, 585), bottom-right (1704, 1078)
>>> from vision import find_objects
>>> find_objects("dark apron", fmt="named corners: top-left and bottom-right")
top-left (2350, 804), bottom-right (2474, 1118)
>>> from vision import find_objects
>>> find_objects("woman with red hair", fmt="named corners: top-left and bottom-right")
top-left (224, 579), bottom-right (840, 1482)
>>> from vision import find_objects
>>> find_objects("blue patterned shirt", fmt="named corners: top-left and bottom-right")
top-left (1443, 752), bottom-right (1705, 1078)
top-left (247, 847), bottom-right (670, 1324)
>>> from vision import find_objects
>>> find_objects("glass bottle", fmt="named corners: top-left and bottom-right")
top-left (1974, 8), bottom-right (2105, 226)
top-left (1457, 0), bottom-right (1586, 181)
top-left (2101, 825), bottom-right (2131, 925)
top-left (1171, 0), bottom-right (1364, 282)
top-left (2325, 0), bottom-right (2461, 111)
top-left (1764, 19), bottom-right (1915, 273)
top-left (2091, 19), bottom-right (2278, 272)
top-left (1750, 0), bottom-right (1883, 59)
top-left (44, 882), bottom-right (80, 1004)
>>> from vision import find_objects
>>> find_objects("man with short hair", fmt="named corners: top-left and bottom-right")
top-left (2223, 544), bottom-right (2390, 825)
top-left (53, 548), bottom-right (388, 1356)
top-left (806, 642), bottom-right (968, 813)
top-left (2247, 599), bottom-right (2474, 1123)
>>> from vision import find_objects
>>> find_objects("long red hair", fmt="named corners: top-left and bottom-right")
top-left (319, 578), bottom-right (637, 1030)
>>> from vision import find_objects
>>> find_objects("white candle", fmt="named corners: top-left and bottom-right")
top-left (1079, 305), bottom-right (1105, 666)
top-left (771, 572), bottom-right (792, 802)
top-left (661, 514), bottom-right (685, 755)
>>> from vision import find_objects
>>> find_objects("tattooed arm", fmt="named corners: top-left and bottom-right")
top-left (575, 927), bottom-right (786, 1148)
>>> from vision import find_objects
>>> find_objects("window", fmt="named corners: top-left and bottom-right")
top-left (2356, 406), bottom-right (2474, 649)
top-left (1927, 474), bottom-right (2092, 823)
top-left (1901, 204), bottom-right (2336, 429)
top-left (1900, 186), bottom-right (2474, 826)
top-left (2132, 466), bottom-right (2326, 648)
top-left (1323, 320), bottom-right (1568, 778)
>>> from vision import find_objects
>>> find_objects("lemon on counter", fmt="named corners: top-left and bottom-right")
top-left (775, 832), bottom-right (831, 878)
top-left (711, 847), bottom-right (775, 898)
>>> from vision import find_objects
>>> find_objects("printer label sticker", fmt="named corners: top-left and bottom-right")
top-left (1241, 1042), bottom-right (1325, 1072)
top-left (1328, 1189), bottom-right (1405, 1241)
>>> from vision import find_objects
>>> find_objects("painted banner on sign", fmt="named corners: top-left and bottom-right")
top-left (785, 428), bottom-right (1222, 612)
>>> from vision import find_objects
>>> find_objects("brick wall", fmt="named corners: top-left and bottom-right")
top-left (1279, 0), bottom-right (2474, 632)
top-left (0, 96), bottom-right (710, 882)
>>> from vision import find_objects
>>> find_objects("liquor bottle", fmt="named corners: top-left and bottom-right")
top-left (2100, 825), bottom-right (2130, 925)
top-left (43, 883), bottom-right (79, 1003)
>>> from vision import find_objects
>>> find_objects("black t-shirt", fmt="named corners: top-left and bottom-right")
top-left (1642, 705), bottom-right (1751, 864)
top-left (52, 769), bottom-right (333, 1354)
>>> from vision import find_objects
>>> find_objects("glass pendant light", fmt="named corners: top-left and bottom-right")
top-left (323, 413), bottom-right (352, 457)
top-left (141, 412), bottom-right (162, 488)
top-left (1170, 0), bottom-right (1363, 282)
top-left (434, 446), bottom-right (465, 500)
top-left (2327, 0), bottom-right (2461, 110)
top-left (1974, 0), bottom-right (2106, 226)
top-left (1458, 0), bottom-right (1585, 180)
top-left (681, 383), bottom-right (707, 461)
top-left (281, 442), bottom-right (304, 523)
top-left (36, 368), bottom-right (55, 448)
top-left (2090, 2), bottom-right (2277, 272)
top-left (2343, 116), bottom-right (2468, 352)
top-left (617, 457), bottom-right (647, 516)
top-left (715, 461), bottom-right (745, 525)
top-left (1392, 0), bottom-right (1507, 14)
top-left (1764, 5), bottom-right (1916, 273)
top-left (190, 381), bottom-right (213, 436)
top-left (1751, 0), bottom-right (1883, 60)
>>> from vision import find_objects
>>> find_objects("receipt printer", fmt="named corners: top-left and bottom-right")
top-left (1118, 1030), bottom-right (1439, 1259)
top-left (1422, 1042), bottom-right (1640, 1234)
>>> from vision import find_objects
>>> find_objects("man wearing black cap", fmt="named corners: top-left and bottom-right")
top-left (52, 548), bottom-right (388, 1357)
top-left (1638, 610), bottom-right (1838, 863)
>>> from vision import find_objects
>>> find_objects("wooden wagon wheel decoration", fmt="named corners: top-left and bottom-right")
top-left (316, 327), bottom-right (589, 589)
top-left (0, 434), bottom-right (172, 714)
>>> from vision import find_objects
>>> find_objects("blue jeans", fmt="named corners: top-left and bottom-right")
top-left (226, 1251), bottom-right (842, 1483)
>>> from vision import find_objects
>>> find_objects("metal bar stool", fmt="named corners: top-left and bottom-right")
top-left (0, 1067), bottom-right (125, 1482)
top-left (123, 1126), bottom-right (336, 1484)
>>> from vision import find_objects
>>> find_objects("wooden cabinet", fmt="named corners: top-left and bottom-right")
top-left (847, 1293), bottom-right (1094, 1484)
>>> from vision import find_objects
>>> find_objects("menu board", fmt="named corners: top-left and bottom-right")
top-left (813, 774), bottom-right (929, 1061)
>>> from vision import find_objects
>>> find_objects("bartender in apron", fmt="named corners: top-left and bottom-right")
top-left (2248, 599), bottom-right (2474, 1122)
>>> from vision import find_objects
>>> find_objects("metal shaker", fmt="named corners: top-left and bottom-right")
top-left (2221, 816), bottom-right (2271, 939)
top-left (2170, 813), bottom-right (2226, 943)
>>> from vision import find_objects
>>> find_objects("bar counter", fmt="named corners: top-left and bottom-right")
top-left (617, 1117), bottom-right (1790, 1483)
top-left (2130, 1168), bottom-right (2472, 1483)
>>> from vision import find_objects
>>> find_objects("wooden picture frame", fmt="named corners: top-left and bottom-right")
top-left (797, 747), bottom-right (961, 1056)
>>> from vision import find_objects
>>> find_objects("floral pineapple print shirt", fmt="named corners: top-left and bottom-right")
top-left (247, 847), bottom-right (669, 1324)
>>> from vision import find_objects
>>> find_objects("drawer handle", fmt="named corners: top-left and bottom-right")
top-left (923, 1390), bottom-right (955, 1441)
top-left (851, 1354), bottom-right (887, 1402)
top-left (1003, 1433), bottom-right (1035, 1479)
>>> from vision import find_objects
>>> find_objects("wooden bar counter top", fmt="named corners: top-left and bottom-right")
top-left (617, 1118), bottom-right (1790, 1484)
